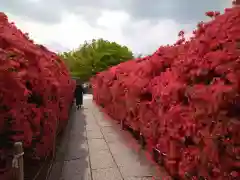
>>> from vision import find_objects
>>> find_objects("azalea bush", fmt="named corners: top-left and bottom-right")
top-left (0, 13), bottom-right (75, 178)
top-left (91, 7), bottom-right (240, 179)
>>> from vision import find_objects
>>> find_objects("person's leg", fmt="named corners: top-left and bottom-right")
top-left (75, 98), bottom-right (78, 107)
top-left (76, 97), bottom-right (80, 110)
top-left (79, 93), bottom-right (83, 108)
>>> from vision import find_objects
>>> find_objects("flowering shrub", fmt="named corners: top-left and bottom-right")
top-left (0, 12), bottom-right (75, 177)
top-left (91, 7), bottom-right (240, 179)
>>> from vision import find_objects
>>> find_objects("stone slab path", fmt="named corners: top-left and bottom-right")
top-left (48, 94), bottom-right (169, 180)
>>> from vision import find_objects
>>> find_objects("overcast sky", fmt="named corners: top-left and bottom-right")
top-left (0, 0), bottom-right (232, 55)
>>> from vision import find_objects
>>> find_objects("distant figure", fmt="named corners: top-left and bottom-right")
top-left (75, 82), bottom-right (84, 109)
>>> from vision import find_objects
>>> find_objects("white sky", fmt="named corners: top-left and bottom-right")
top-left (5, 10), bottom-right (193, 55)
top-left (2, 0), bottom-right (231, 55)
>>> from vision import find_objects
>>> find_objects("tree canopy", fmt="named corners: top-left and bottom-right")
top-left (59, 39), bottom-right (133, 81)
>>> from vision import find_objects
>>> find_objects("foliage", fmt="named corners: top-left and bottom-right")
top-left (91, 8), bottom-right (240, 179)
top-left (0, 12), bottom-right (75, 161)
top-left (59, 39), bottom-right (133, 81)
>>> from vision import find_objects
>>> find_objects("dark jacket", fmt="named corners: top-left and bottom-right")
top-left (75, 84), bottom-right (84, 105)
top-left (75, 84), bottom-right (84, 97)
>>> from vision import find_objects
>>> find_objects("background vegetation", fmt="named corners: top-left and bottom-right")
top-left (59, 39), bottom-right (134, 82)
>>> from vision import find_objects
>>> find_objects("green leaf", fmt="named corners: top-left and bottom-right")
top-left (59, 39), bottom-right (133, 82)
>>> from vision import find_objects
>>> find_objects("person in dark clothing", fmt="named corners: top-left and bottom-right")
top-left (75, 83), bottom-right (84, 109)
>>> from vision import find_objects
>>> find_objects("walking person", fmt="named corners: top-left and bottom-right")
top-left (74, 81), bottom-right (84, 110)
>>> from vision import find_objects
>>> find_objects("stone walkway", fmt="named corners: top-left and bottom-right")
top-left (49, 95), bottom-right (169, 180)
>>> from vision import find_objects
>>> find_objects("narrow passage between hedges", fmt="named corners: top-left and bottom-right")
top-left (49, 94), bottom-right (170, 180)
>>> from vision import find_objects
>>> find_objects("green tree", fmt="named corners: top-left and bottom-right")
top-left (59, 39), bottom-right (133, 81)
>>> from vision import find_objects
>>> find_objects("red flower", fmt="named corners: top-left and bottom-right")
top-left (205, 11), bottom-right (215, 17)
top-left (0, 12), bottom-right (76, 169)
top-left (91, 7), bottom-right (240, 179)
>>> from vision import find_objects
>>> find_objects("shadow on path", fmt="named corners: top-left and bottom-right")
top-left (48, 106), bottom-right (90, 180)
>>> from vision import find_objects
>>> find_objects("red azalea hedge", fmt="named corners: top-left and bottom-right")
top-left (91, 7), bottom-right (240, 179)
top-left (0, 12), bottom-right (75, 177)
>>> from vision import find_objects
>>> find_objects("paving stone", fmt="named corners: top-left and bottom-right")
top-left (101, 126), bottom-right (121, 134)
top-left (72, 111), bottom-right (87, 125)
top-left (55, 133), bottom-right (70, 161)
top-left (61, 158), bottom-right (90, 180)
top-left (92, 167), bottom-right (123, 180)
top-left (65, 141), bottom-right (89, 160)
top-left (100, 113), bottom-right (111, 120)
top-left (90, 149), bottom-right (116, 169)
top-left (85, 118), bottom-right (96, 125)
top-left (70, 170), bottom-right (92, 180)
top-left (103, 132), bottom-right (121, 143)
top-left (108, 142), bottom-right (133, 155)
top-left (88, 138), bottom-right (108, 152)
top-left (58, 98), bottom-right (170, 180)
top-left (87, 130), bottom-right (103, 139)
top-left (92, 110), bottom-right (103, 117)
top-left (113, 151), bottom-right (140, 167)
top-left (119, 164), bottom-right (155, 178)
top-left (124, 177), bottom-right (153, 180)
top-left (85, 118), bottom-right (98, 126)
top-left (61, 168), bottom-right (91, 180)
top-left (86, 124), bottom-right (100, 131)
top-left (85, 118), bottom-right (100, 131)
top-left (84, 112), bottom-right (96, 121)
top-left (68, 130), bottom-right (87, 142)
top-left (83, 112), bottom-right (95, 120)
top-left (48, 162), bottom-right (64, 180)
top-left (96, 118), bottom-right (113, 127)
